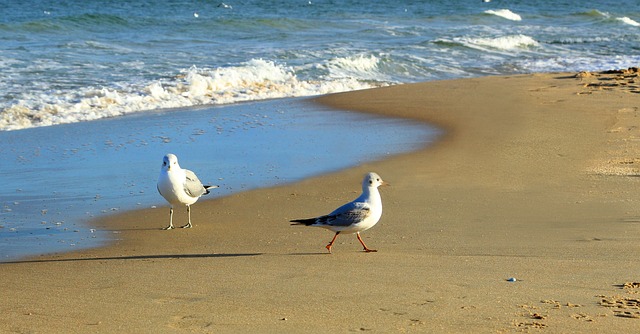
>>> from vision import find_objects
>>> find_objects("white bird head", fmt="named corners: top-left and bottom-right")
top-left (363, 172), bottom-right (386, 189)
top-left (162, 154), bottom-right (180, 171)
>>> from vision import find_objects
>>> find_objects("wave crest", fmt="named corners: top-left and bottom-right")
top-left (484, 9), bottom-right (522, 21)
top-left (616, 16), bottom-right (640, 27)
top-left (459, 34), bottom-right (539, 51)
top-left (0, 58), bottom-right (386, 131)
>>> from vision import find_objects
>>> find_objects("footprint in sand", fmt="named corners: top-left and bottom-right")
top-left (511, 299), bottom-right (592, 331)
top-left (376, 303), bottom-right (429, 329)
top-left (168, 315), bottom-right (214, 331)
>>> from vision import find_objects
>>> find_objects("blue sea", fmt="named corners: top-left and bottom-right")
top-left (1, 0), bottom-right (639, 260)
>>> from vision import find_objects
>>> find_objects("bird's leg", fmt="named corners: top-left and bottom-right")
top-left (326, 232), bottom-right (340, 254)
top-left (181, 205), bottom-right (193, 228)
top-left (357, 232), bottom-right (377, 253)
top-left (163, 207), bottom-right (175, 230)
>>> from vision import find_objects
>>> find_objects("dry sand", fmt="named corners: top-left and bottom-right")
top-left (2, 71), bottom-right (640, 333)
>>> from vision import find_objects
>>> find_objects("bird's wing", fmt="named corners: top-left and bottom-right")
top-left (318, 201), bottom-right (371, 227)
top-left (183, 169), bottom-right (207, 197)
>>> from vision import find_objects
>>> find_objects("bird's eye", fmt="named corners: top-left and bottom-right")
top-left (369, 180), bottom-right (373, 184)
top-left (376, 178), bottom-right (380, 181)
top-left (163, 161), bottom-right (167, 166)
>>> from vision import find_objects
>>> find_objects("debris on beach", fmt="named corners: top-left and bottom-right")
top-left (597, 282), bottom-right (640, 319)
top-left (576, 67), bottom-right (640, 94)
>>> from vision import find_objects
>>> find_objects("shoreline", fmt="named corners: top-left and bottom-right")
top-left (3, 72), bottom-right (640, 332)
top-left (0, 98), bottom-right (435, 262)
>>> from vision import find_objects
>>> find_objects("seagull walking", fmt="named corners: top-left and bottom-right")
top-left (157, 154), bottom-right (217, 230)
top-left (291, 172), bottom-right (387, 253)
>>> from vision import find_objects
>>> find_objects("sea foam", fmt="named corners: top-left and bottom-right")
top-left (460, 34), bottom-right (539, 51)
top-left (324, 54), bottom-right (385, 81)
top-left (616, 17), bottom-right (640, 27)
top-left (0, 58), bottom-right (384, 131)
top-left (484, 9), bottom-right (522, 21)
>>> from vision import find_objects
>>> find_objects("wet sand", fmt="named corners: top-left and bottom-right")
top-left (2, 71), bottom-right (640, 333)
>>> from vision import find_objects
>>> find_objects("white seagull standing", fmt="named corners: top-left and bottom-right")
top-left (157, 154), bottom-right (217, 230)
top-left (291, 172), bottom-right (387, 253)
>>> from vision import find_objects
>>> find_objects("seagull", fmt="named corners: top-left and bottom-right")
top-left (157, 154), bottom-right (217, 230)
top-left (291, 172), bottom-right (387, 253)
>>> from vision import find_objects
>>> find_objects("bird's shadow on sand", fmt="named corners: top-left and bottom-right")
top-left (1, 253), bottom-right (263, 265)
top-left (287, 252), bottom-right (329, 256)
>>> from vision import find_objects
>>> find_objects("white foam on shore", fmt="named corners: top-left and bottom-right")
top-left (485, 9), bottom-right (522, 21)
top-left (0, 57), bottom-right (387, 131)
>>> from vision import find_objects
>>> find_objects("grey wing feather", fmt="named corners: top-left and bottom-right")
top-left (183, 169), bottom-right (207, 197)
top-left (321, 202), bottom-right (371, 226)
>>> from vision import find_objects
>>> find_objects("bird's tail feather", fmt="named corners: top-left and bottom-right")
top-left (290, 218), bottom-right (317, 226)
top-left (204, 185), bottom-right (219, 194)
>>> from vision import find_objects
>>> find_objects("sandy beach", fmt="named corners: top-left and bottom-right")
top-left (2, 72), bottom-right (640, 333)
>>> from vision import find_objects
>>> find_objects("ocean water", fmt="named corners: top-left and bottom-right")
top-left (1, 0), bottom-right (639, 130)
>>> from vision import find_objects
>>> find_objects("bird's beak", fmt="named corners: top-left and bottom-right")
top-left (382, 181), bottom-right (390, 187)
